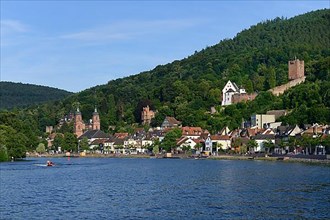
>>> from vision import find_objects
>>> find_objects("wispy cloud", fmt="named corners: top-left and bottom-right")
top-left (1, 19), bottom-right (31, 47)
top-left (60, 18), bottom-right (205, 42)
top-left (1, 19), bottom-right (29, 33)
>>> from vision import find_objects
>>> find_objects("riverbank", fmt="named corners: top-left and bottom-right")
top-left (26, 153), bottom-right (330, 165)
top-left (209, 155), bottom-right (330, 165)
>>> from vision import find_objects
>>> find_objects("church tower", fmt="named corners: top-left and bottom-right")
top-left (74, 108), bottom-right (84, 137)
top-left (92, 107), bottom-right (100, 130)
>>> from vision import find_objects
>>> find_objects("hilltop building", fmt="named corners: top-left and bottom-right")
top-left (269, 58), bottom-right (305, 96)
top-left (222, 59), bottom-right (305, 105)
top-left (221, 81), bottom-right (245, 106)
top-left (141, 105), bottom-right (155, 125)
top-left (74, 107), bottom-right (100, 138)
top-left (221, 80), bottom-right (257, 106)
top-left (288, 59), bottom-right (304, 80)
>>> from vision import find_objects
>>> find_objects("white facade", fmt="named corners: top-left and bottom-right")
top-left (221, 80), bottom-right (246, 106)
top-left (177, 137), bottom-right (197, 150)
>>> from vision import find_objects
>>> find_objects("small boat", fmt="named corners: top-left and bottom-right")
top-left (46, 161), bottom-right (55, 166)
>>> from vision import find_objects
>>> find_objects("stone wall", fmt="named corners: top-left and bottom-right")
top-left (269, 77), bottom-right (306, 96)
top-left (232, 92), bottom-right (258, 104)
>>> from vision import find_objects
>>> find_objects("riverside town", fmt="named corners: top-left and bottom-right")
top-left (35, 59), bottom-right (329, 162)
top-left (1, 6), bottom-right (330, 220)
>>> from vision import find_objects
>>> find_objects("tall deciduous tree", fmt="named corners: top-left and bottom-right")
top-left (160, 128), bottom-right (182, 153)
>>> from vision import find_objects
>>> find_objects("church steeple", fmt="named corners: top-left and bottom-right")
top-left (92, 106), bottom-right (100, 130)
top-left (74, 107), bottom-right (84, 137)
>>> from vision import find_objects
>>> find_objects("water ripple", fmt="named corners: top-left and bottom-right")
top-left (1, 158), bottom-right (329, 219)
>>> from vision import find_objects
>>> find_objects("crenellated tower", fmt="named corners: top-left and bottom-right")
top-left (288, 58), bottom-right (304, 80)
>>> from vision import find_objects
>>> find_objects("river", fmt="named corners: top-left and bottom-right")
top-left (0, 157), bottom-right (329, 219)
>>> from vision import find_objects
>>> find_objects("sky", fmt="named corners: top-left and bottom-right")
top-left (1, 1), bottom-right (329, 92)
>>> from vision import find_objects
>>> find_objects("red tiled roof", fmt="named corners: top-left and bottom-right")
top-left (182, 126), bottom-right (203, 136)
top-left (114, 133), bottom-right (129, 139)
top-left (211, 135), bottom-right (231, 140)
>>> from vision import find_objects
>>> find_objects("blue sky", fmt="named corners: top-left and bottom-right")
top-left (1, 1), bottom-right (328, 92)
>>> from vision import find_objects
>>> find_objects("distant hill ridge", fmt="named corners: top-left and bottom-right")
top-left (0, 81), bottom-right (73, 109)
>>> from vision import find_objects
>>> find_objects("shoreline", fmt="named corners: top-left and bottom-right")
top-left (26, 153), bottom-right (330, 165)
top-left (209, 155), bottom-right (330, 165)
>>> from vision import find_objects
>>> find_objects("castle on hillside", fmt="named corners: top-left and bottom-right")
top-left (269, 59), bottom-right (305, 96)
top-left (221, 58), bottom-right (305, 106)
top-left (289, 59), bottom-right (304, 80)
top-left (221, 81), bottom-right (257, 106)
top-left (74, 107), bottom-right (100, 137)
top-left (141, 105), bottom-right (155, 125)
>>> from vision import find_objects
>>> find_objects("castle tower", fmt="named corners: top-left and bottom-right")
top-left (141, 105), bottom-right (155, 125)
top-left (288, 59), bottom-right (304, 80)
top-left (92, 107), bottom-right (100, 130)
top-left (74, 108), bottom-right (85, 137)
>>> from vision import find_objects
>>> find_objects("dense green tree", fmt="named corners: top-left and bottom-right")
top-left (36, 143), bottom-right (46, 154)
top-left (53, 134), bottom-right (65, 151)
top-left (160, 128), bottom-right (182, 152)
top-left (79, 137), bottom-right (90, 151)
top-left (107, 94), bottom-right (117, 125)
top-left (265, 67), bottom-right (276, 89)
top-left (0, 146), bottom-right (9, 162)
top-left (263, 140), bottom-right (275, 154)
top-left (0, 125), bottom-right (27, 159)
top-left (63, 132), bottom-right (78, 152)
top-left (247, 140), bottom-right (258, 153)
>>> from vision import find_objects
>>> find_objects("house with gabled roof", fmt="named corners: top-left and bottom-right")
top-left (78, 129), bottom-right (110, 144)
top-left (181, 126), bottom-right (203, 139)
top-left (218, 126), bottom-right (230, 136)
top-left (176, 137), bottom-right (198, 151)
top-left (287, 125), bottom-right (303, 137)
top-left (210, 135), bottom-right (231, 151)
top-left (161, 116), bottom-right (181, 129)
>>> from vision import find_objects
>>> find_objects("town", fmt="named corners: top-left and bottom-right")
top-left (44, 59), bottom-right (330, 160)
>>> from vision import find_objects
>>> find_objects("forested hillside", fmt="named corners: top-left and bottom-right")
top-left (0, 9), bottom-right (329, 160)
top-left (0, 82), bottom-right (73, 109)
top-left (59, 9), bottom-right (329, 130)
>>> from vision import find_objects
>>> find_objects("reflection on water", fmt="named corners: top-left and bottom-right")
top-left (1, 158), bottom-right (329, 219)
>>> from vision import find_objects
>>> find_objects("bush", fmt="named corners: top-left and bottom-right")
top-left (0, 146), bottom-right (9, 162)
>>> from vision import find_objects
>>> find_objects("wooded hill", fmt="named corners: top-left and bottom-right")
top-left (0, 82), bottom-right (73, 109)
top-left (0, 9), bottom-right (329, 157)
top-left (59, 9), bottom-right (329, 131)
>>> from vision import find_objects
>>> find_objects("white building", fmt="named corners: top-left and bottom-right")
top-left (221, 80), bottom-right (246, 106)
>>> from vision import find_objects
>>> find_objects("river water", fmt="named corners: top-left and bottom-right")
top-left (0, 158), bottom-right (329, 219)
